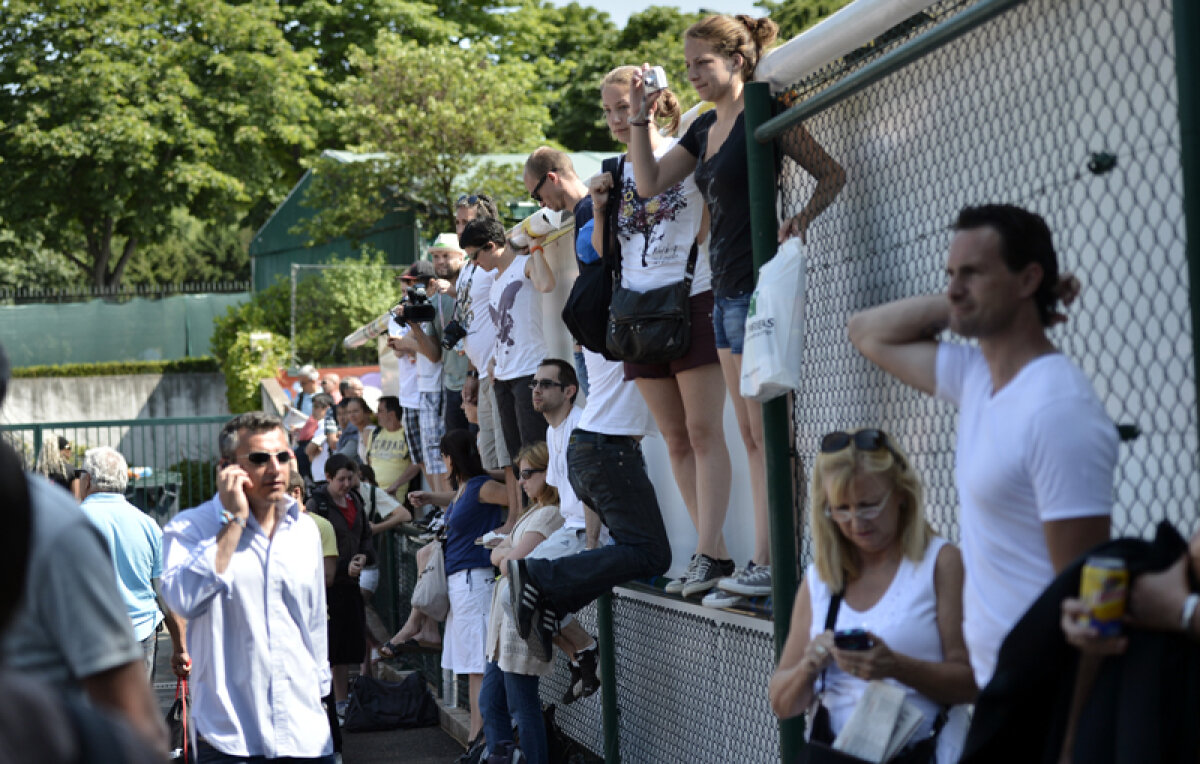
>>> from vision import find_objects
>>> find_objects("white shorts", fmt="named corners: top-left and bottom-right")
top-left (359, 566), bottom-right (380, 593)
top-left (526, 525), bottom-right (588, 561)
top-left (441, 567), bottom-right (493, 675)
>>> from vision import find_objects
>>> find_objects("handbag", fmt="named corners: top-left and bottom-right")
top-left (165, 677), bottom-right (195, 763)
top-left (561, 156), bottom-right (621, 360)
top-left (410, 540), bottom-right (450, 622)
top-left (606, 238), bottom-right (699, 364)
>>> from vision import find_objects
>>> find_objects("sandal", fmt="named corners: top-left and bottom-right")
top-left (379, 638), bottom-right (440, 658)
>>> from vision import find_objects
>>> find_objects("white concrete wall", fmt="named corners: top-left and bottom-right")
top-left (3, 373), bottom-right (229, 424)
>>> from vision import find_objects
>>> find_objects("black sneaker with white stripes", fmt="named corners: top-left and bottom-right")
top-left (508, 558), bottom-right (541, 640)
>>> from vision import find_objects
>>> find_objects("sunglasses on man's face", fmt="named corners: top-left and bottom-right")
top-left (529, 378), bottom-right (564, 390)
top-left (530, 170), bottom-right (556, 204)
top-left (519, 468), bottom-right (545, 480)
top-left (239, 450), bottom-right (293, 466)
top-left (819, 429), bottom-right (907, 470)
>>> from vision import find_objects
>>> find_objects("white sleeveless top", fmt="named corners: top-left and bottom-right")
top-left (489, 255), bottom-right (546, 381)
top-left (806, 536), bottom-right (949, 742)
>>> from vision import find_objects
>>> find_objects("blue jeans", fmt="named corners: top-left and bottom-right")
top-left (196, 740), bottom-right (335, 764)
top-left (524, 430), bottom-right (670, 615)
top-left (479, 661), bottom-right (548, 764)
top-left (713, 291), bottom-right (753, 353)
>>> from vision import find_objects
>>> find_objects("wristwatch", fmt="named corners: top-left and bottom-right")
top-left (220, 509), bottom-right (248, 528)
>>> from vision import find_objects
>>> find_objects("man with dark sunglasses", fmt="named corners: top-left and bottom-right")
top-left (162, 412), bottom-right (334, 762)
top-left (848, 204), bottom-right (1117, 690)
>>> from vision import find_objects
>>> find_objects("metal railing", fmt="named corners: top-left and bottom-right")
top-left (2, 416), bottom-right (229, 524)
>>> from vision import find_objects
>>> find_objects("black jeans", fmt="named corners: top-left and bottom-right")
top-left (524, 430), bottom-right (670, 615)
top-left (493, 374), bottom-right (544, 467)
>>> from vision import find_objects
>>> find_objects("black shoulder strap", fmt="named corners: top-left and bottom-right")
top-left (602, 155), bottom-right (624, 274)
top-left (824, 590), bottom-right (843, 631)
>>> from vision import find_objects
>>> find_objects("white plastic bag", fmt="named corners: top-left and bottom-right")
top-left (739, 237), bottom-right (806, 401)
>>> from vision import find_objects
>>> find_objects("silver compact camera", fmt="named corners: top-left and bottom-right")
top-left (642, 66), bottom-right (668, 94)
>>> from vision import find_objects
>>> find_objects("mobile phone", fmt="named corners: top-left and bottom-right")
top-left (833, 628), bottom-right (875, 651)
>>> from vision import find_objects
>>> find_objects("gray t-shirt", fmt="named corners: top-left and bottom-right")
top-left (429, 291), bottom-right (469, 392)
top-left (1, 475), bottom-right (141, 688)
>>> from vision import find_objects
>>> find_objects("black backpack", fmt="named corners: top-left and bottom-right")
top-left (560, 155), bottom-right (622, 360)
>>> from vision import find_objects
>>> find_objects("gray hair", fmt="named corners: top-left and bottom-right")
top-left (218, 412), bottom-right (284, 460)
top-left (83, 447), bottom-right (129, 493)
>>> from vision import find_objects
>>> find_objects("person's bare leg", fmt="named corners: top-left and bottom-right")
top-left (468, 672), bottom-right (484, 741)
top-left (718, 349), bottom-right (769, 566)
top-left (676, 363), bottom-right (733, 560)
top-left (636, 378), bottom-right (701, 537)
top-left (557, 620), bottom-right (595, 656)
top-left (333, 664), bottom-right (349, 703)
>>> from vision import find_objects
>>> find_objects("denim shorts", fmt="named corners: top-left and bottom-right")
top-left (712, 291), bottom-right (753, 354)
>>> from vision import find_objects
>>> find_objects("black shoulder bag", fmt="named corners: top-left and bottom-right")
top-left (560, 156), bottom-right (621, 360)
top-left (605, 189), bottom-right (698, 364)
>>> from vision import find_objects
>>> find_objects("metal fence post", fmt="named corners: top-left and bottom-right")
top-left (1175, 0), bottom-right (1200, 451)
top-left (596, 592), bottom-right (619, 763)
top-left (744, 80), bottom-right (803, 763)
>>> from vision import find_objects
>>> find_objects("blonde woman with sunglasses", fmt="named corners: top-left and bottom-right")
top-left (769, 429), bottom-right (976, 763)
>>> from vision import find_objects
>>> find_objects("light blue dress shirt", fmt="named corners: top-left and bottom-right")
top-left (80, 492), bottom-right (164, 641)
top-left (162, 495), bottom-right (332, 759)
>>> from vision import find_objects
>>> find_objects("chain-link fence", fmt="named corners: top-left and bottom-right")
top-left (772, 0), bottom-right (1195, 577)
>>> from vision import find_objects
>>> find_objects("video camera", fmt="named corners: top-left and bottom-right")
top-left (394, 285), bottom-right (437, 323)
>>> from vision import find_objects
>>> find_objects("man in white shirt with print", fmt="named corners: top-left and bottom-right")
top-left (848, 203), bottom-right (1117, 688)
top-left (162, 412), bottom-right (332, 762)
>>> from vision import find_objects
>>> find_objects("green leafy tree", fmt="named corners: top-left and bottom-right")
top-left (0, 0), bottom-right (321, 288)
top-left (211, 250), bottom-right (402, 377)
top-left (124, 210), bottom-right (251, 287)
top-left (756, 0), bottom-right (854, 42)
top-left (300, 33), bottom-right (550, 241)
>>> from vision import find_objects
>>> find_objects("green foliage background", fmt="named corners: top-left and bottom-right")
top-left (0, 0), bottom-right (848, 291)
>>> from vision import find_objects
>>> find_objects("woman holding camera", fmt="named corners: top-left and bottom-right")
top-left (589, 65), bottom-right (735, 600)
top-left (626, 15), bottom-right (845, 601)
top-left (768, 429), bottom-right (975, 762)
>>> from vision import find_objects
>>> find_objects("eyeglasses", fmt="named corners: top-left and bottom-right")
top-left (819, 429), bottom-right (907, 470)
top-left (529, 378), bottom-right (565, 390)
top-left (530, 170), bottom-right (557, 203)
top-left (519, 468), bottom-right (545, 480)
top-left (239, 450), bottom-right (293, 466)
top-left (824, 489), bottom-right (892, 522)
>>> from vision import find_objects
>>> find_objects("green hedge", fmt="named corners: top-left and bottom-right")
top-left (12, 357), bottom-right (221, 378)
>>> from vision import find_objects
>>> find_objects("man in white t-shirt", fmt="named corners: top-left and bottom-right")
top-left (849, 203), bottom-right (1117, 688)
top-left (460, 216), bottom-right (556, 504)
top-left (454, 196), bottom-right (507, 474)
top-left (528, 359), bottom-right (586, 554)
top-left (388, 260), bottom-right (449, 494)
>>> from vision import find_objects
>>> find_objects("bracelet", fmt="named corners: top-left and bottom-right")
top-left (220, 509), bottom-right (247, 528)
top-left (1180, 592), bottom-right (1199, 632)
top-left (465, 370), bottom-right (479, 378)
top-left (628, 119), bottom-right (650, 127)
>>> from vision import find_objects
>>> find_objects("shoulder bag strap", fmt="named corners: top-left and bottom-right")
top-left (603, 155), bottom-right (624, 277)
top-left (817, 588), bottom-right (844, 695)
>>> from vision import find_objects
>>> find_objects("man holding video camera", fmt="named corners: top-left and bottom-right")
top-left (387, 259), bottom-right (450, 495)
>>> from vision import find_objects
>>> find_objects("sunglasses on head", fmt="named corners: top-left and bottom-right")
top-left (457, 194), bottom-right (485, 207)
top-left (240, 450), bottom-right (293, 466)
top-left (819, 429), bottom-right (907, 470)
top-left (519, 468), bottom-right (545, 480)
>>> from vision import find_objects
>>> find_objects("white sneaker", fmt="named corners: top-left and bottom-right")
top-left (664, 554), bottom-right (697, 595)
top-left (702, 587), bottom-right (744, 608)
top-left (718, 562), bottom-right (772, 596)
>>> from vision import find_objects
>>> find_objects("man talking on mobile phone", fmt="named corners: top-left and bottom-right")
top-left (162, 412), bottom-right (333, 763)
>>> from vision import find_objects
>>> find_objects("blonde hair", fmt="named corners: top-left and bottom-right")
top-left (515, 442), bottom-right (558, 514)
top-left (601, 66), bottom-right (682, 136)
top-left (809, 430), bottom-right (932, 592)
top-left (685, 14), bottom-right (778, 82)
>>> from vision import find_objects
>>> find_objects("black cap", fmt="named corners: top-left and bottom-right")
top-left (401, 260), bottom-right (436, 281)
